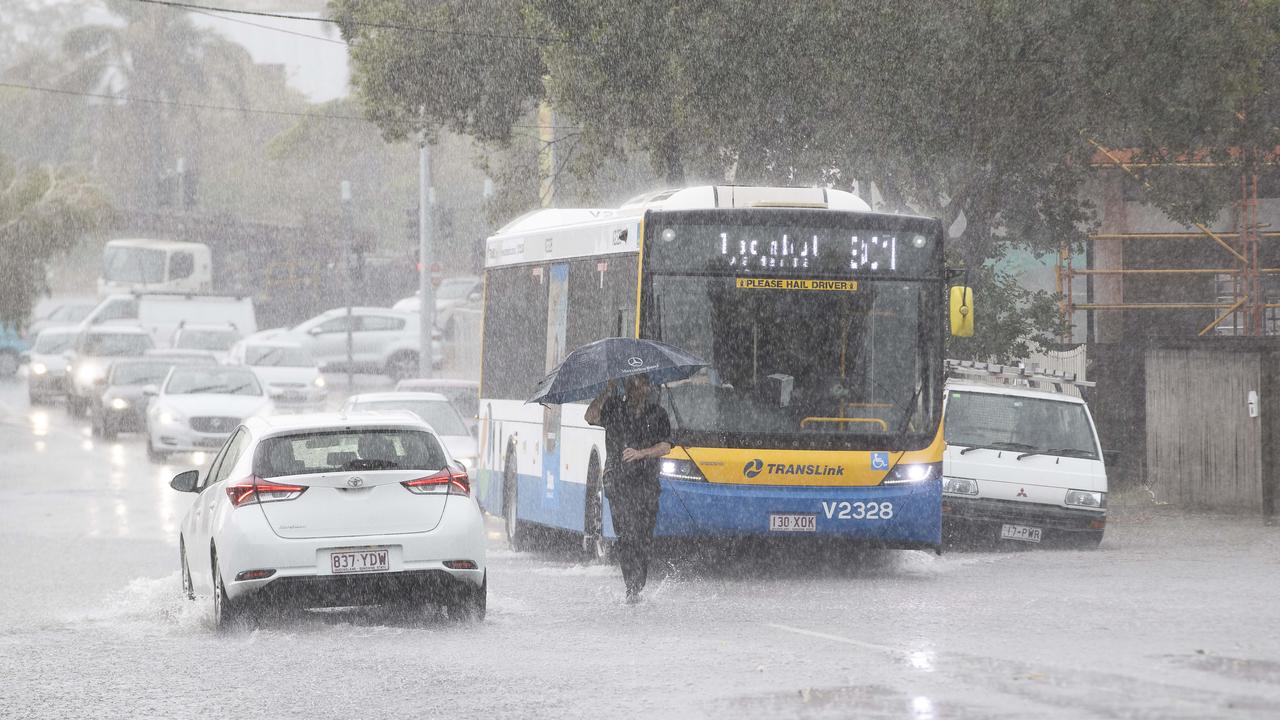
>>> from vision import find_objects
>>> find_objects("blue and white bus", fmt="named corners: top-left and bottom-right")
top-left (475, 185), bottom-right (971, 556)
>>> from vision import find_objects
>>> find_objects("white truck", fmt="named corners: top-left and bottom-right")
top-left (941, 360), bottom-right (1108, 548)
top-left (80, 294), bottom-right (257, 349)
top-left (99, 239), bottom-right (212, 297)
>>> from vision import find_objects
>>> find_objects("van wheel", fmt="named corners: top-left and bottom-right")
top-left (582, 453), bottom-right (610, 563)
top-left (385, 351), bottom-right (418, 381)
top-left (503, 449), bottom-right (529, 551)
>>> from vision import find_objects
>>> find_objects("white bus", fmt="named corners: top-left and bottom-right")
top-left (478, 185), bottom-right (966, 557)
top-left (99, 239), bottom-right (212, 297)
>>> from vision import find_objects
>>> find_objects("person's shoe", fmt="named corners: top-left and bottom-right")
top-left (625, 589), bottom-right (642, 604)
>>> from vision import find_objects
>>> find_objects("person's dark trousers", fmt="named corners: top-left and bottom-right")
top-left (608, 486), bottom-right (660, 595)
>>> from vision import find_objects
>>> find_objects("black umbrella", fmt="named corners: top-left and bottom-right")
top-left (527, 337), bottom-right (708, 405)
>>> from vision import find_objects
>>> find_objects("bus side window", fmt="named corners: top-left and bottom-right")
top-left (169, 252), bottom-right (194, 281)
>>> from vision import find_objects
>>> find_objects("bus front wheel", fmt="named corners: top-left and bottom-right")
top-left (582, 452), bottom-right (610, 563)
top-left (503, 450), bottom-right (530, 551)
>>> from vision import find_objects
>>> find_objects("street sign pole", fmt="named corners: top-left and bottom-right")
top-left (341, 180), bottom-right (354, 390)
top-left (418, 133), bottom-right (435, 378)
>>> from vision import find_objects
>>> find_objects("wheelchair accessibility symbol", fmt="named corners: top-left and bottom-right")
top-left (870, 452), bottom-right (890, 471)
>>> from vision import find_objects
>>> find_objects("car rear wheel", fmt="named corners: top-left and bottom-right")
top-left (211, 550), bottom-right (239, 631)
top-left (503, 450), bottom-right (529, 551)
top-left (446, 573), bottom-right (486, 622)
top-left (385, 351), bottom-right (418, 381)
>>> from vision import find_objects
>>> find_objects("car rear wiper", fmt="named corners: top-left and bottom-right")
top-left (958, 441), bottom-right (1035, 455)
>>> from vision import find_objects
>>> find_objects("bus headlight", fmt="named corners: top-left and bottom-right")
top-left (660, 458), bottom-right (706, 482)
top-left (1065, 489), bottom-right (1106, 509)
top-left (883, 462), bottom-right (940, 484)
top-left (943, 477), bottom-right (979, 496)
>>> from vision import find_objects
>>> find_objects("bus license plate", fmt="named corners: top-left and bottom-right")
top-left (330, 549), bottom-right (390, 574)
top-left (1000, 524), bottom-right (1042, 543)
top-left (769, 513), bottom-right (816, 532)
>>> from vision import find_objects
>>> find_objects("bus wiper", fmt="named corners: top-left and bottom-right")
top-left (893, 381), bottom-right (925, 450)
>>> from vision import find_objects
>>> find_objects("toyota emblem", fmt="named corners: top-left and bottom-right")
top-left (627, 356), bottom-right (644, 368)
top-left (348, 477), bottom-right (364, 488)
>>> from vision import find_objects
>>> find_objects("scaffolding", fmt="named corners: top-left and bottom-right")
top-left (1057, 141), bottom-right (1280, 339)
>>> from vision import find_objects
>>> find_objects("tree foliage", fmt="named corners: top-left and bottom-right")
top-left (336, 2), bottom-right (1276, 355)
top-left (0, 156), bottom-right (109, 329)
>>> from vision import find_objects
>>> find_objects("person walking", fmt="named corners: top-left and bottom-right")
top-left (585, 373), bottom-right (672, 603)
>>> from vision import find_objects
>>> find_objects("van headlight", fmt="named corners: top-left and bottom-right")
top-left (1065, 489), bottom-right (1106, 509)
top-left (943, 477), bottom-right (979, 496)
top-left (76, 364), bottom-right (103, 384)
top-left (110, 398), bottom-right (129, 411)
top-left (883, 462), bottom-right (940, 484)
top-left (313, 375), bottom-right (326, 388)
top-left (31, 362), bottom-right (48, 375)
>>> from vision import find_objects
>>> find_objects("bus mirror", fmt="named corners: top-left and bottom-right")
top-left (949, 286), bottom-right (974, 337)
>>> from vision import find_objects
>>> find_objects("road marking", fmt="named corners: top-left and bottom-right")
top-left (767, 622), bottom-right (898, 654)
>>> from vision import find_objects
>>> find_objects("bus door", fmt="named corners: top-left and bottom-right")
top-left (542, 263), bottom-right (570, 510)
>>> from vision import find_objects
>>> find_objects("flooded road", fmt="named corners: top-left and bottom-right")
top-left (2, 375), bottom-right (1279, 719)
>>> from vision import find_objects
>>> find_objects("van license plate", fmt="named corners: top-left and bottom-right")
top-left (1000, 524), bottom-right (1042, 543)
top-left (769, 513), bottom-right (816, 532)
top-left (330, 549), bottom-right (390, 574)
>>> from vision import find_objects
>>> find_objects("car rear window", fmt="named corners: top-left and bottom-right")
top-left (255, 429), bottom-right (448, 478)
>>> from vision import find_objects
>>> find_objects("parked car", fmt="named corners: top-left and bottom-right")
top-left (262, 307), bottom-right (439, 380)
top-left (66, 326), bottom-right (155, 416)
top-left (26, 300), bottom-right (96, 340)
top-left (942, 375), bottom-right (1107, 548)
top-left (393, 378), bottom-right (479, 431)
top-left (0, 324), bottom-right (31, 377)
top-left (144, 348), bottom-right (222, 364)
top-left (90, 356), bottom-right (213, 440)
top-left (228, 339), bottom-right (326, 412)
top-left (170, 323), bottom-right (242, 363)
top-left (80, 293), bottom-right (256, 348)
top-left (26, 327), bottom-right (78, 404)
top-left (342, 392), bottom-right (477, 471)
top-left (392, 276), bottom-right (481, 320)
top-left (145, 366), bottom-right (274, 462)
top-left (167, 412), bottom-right (486, 629)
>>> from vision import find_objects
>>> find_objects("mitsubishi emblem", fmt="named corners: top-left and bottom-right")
top-left (1016, 487), bottom-right (1028, 497)
top-left (348, 477), bottom-right (364, 488)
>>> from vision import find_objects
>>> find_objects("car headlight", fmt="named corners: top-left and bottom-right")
top-left (158, 409), bottom-right (183, 426)
top-left (883, 462), bottom-right (941, 485)
top-left (660, 458), bottom-right (707, 482)
top-left (76, 364), bottom-right (103, 384)
top-left (31, 362), bottom-right (48, 375)
top-left (313, 375), bottom-right (326, 388)
top-left (110, 398), bottom-right (129, 411)
top-left (943, 477), bottom-right (979, 496)
top-left (1065, 489), bottom-right (1106, 509)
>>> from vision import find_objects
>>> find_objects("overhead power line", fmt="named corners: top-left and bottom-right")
top-left (182, 5), bottom-right (347, 45)
top-left (0, 80), bottom-right (578, 131)
top-left (129, 0), bottom-right (569, 45)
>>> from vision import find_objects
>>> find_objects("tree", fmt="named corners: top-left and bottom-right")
top-left (337, 0), bottom-right (1280, 358)
top-left (0, 155), bottom-right (109, 328)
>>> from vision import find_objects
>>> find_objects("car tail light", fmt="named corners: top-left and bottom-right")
top-left (402, 467), bottom-right (470, 496)
top-left (225, 475), bottom-right (308, 507)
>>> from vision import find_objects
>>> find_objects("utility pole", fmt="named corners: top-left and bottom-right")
top-left (418, 132), bottom-right (436, 377)
top-left (341, 180), bottom-right (355, 390)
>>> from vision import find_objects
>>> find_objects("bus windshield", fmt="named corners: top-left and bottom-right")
top-left (103, 246), bottom-right (165, 284)
top-left (643, 214), bottom-right (943, 450)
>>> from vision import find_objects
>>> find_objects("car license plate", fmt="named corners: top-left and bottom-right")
top-left (1000, 523), bottom-right (1043, 543)
top-left (330, 548), bottom-right (390, 574)
top-left (769, 513), bottom-right (817, 532)
top-left (282, 391), bottom-right (306, 402)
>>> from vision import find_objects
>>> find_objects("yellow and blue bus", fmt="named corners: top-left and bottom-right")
top-left (476, 185), bottom-right (971, 555)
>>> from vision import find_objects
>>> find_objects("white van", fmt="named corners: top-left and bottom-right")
top-left (941, 362), bottom-right (1107, 548)
top-left (99, 239), bottom-right (212, 297)
top-left (81, 294), bottom-right (256, 348)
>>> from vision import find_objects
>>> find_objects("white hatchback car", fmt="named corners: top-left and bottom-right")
top-left (168, 412), bottom-right (486, 629)
top-left (341, 392), bottom-right (478, 472)
top-left (146, 366), bottom-right (274, 462)
top-left (259, 307), bottom-right (439, 380)
top-left (228, 339), bottom-right (327, 411)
